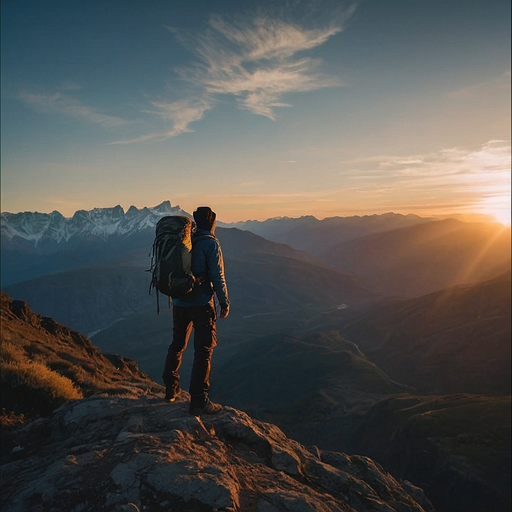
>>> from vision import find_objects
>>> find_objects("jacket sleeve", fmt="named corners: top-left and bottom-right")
top-left (205, 239), bottom-right (230, 307)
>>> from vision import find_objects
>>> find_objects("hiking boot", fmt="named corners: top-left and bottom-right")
top-left (188, 399), bottom-right (222, 416)
top-left (164, 384), bottom-right (181, 402)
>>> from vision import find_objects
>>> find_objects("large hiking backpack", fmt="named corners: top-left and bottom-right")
top-left (148, 216), bottom-right (201, 312)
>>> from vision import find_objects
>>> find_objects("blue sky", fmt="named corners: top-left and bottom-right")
top-left (1, 0), bottom-right (510, 223)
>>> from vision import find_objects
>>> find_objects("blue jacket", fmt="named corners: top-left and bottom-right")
top-left (173, 228), bottom-right (230, 308)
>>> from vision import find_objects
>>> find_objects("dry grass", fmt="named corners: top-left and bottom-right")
top-left (0, 339), bottom-right (25, 362)
top-left (1, 339), bottom-right (83, 426)
top-left (2, 359), bottom-right (83, 401)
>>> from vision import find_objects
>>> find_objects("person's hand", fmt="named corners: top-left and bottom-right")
top-left (219, 304), bottom-right (230, 319)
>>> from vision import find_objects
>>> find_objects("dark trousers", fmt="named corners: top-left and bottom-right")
top-left (162, 300), bottom-right (217, 405)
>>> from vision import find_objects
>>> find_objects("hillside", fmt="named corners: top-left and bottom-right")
top-left (211, 329), bottom-right (511, 512)
top-left (317, 270), bottom-right (511, 395)
top-left (2, 294), bottom-right (510, 512)
top-left (320, 218), bottom-right (511, 297)
top-left (0, 292), bottom-right (160, 420)
top-left (351, 393), bottom-right (511, 512)
top-left (214, 330), bottom-right (412, 445)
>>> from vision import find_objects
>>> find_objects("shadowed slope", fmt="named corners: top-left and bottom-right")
top-left (321, 219), bottom-right (510, 297)
top-left (323, 270), bottom-right (511, 395)
top-left (352, 394), bottom-right (511, 512)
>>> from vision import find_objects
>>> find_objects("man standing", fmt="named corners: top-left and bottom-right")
top-left (162, 206), bottom-right (230, 416)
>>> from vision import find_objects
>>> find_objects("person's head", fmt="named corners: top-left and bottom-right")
top-left (193, 206), bottom-right (217, 232)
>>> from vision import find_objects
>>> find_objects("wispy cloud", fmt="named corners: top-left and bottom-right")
top-left (116, 7), bottom-right (353, 143)
top-left (171, 14), bottom-right (344, 121)
top-left (108, 97), bottom-right (213, 144)
top-left (238, 180), bottom-right (266, 187)
top-left (18, 90), bottom-right (128, 128)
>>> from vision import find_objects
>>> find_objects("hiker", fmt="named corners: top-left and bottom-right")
top-left (162, 206), bottom-right (230, 416)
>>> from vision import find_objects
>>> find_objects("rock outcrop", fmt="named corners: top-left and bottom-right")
top-left (1, 394), bottom-right (434, 512)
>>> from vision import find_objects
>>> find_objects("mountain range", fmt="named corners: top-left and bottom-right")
top-left (1, 201), bottom-right (511, 512)
top-left (1, 201), bottom-right (186, 245)
top-left (3, 201), bottom-right (509, 297)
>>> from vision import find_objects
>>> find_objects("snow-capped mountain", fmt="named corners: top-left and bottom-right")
top-left (1, 201), bottom-right (187, 245)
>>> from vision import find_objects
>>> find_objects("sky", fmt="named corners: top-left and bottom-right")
top-left (1, 0), bottom-right (511, 224)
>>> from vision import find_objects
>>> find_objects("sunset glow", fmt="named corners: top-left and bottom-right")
top-left (478, 196), bottom-right (511, 226)
top-left (1, 0), bottom-right (510, 222)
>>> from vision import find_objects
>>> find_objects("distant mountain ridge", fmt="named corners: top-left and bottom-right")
top-left (232, 212), bottom-right (435, 256)
top-left (1, 200), bottom-right (186, 245)
top-left (321, 218), bottom-right (511, 297)
top-left (1, 201), bottom-right (193, 286)
top-left (1, 201), bottom-right (431, 251)
top-left (2, 201), bottom-right (510, 303)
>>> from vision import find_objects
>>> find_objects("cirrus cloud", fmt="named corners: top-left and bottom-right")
top-left (171, 14), bottom-right (345, 121)
top-left (18, 90), bottom-right (128, 129)
top-left (114, 7), bottom-right (355, 144)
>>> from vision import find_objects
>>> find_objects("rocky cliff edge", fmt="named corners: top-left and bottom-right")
top-left (1, 393), bottom-right (434, 512)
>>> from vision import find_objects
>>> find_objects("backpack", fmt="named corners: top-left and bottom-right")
top-left (148, 216), bottom-right (204, 312)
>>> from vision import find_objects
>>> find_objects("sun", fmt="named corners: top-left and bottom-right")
top-left (477, 194), bottom-right (511, 226)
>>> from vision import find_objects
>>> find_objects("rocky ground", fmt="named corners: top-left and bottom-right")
top-left (0, 394), bottom-right (434, 512)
